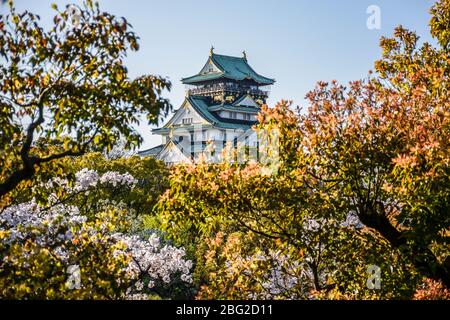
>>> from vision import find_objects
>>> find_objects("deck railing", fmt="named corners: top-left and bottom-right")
top-left (187, 83), bottom-right (269, 97)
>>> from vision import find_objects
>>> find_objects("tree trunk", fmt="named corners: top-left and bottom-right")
top-left (0, 164), bottom-right (35, 199)
top-left (358, 203), bottom-right (450, 288)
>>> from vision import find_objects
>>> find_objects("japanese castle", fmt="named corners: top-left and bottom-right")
top-left (138, 48), bottom-right (275, 164)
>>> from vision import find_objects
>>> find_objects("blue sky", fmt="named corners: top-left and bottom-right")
top-left (6, 1), bottom-right (435, 149)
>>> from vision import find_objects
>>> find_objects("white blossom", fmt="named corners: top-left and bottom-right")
top-left (0, 168), bottom-right (192, 300)
top-left (100, 171), bottom-right (137, 188)
top-left (74, 168), bottom-right (99, 192)
top-left (224, 248), bottom-right (304, 300)
top-left (341, 211), bottom-right (364, 228)
top-left (113, 232), bottom-right (193, 295)
top-left (73, 168), bottom-right (137, 192)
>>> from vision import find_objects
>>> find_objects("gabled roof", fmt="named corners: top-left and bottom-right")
top-left (232, 94), bottom-right (259, 108)
top-left (208, 104), bottom-right (260, 114)
top-left (137, 144), bottom-right (164, 157)
top-left (156, 140), bottom-right (190, 163)
top-left (187, 96), bottom-right (257, 130)
top-left (185, 96), bottom-right (218, 125)
top-left (153, 96), bottom-right (257, 132)
top-left (182, 52), bottom-right (275, 85)
top-left (161, 98), bottom-right (209, 128)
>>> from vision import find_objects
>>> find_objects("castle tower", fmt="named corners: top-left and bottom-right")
top-left (139, 48), bottom-right (275, 164)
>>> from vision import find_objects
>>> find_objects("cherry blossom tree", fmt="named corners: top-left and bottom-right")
top-left (0, 168), bottom-right (192, 299)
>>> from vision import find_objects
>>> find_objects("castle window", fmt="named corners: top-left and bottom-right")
top-left (243, 114), bottom-right (252, 121)
top-left (182, 118), bottom-right (193, 125)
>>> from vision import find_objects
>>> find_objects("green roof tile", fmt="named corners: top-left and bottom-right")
top-left (137, 144), bottom-right (164, 157)
top-left (188, 96), bottom-right (256, 130)
top-left (182, 53), bottom-right (275, 85)
top-left (153, 96), bottom-right (257, 133)
top-left (208, 104), bottom-right (260, 114)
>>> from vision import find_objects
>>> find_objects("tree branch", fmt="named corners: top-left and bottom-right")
top-left (358, 202), bottom-right (450, 288)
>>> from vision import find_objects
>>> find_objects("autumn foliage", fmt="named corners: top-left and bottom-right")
top-left (0, 0), bottom-right (449, 300)
top-left (157, 0), bottom-right (450, 299)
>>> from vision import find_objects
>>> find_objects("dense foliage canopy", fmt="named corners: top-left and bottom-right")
top-left (0, 0), bottom-right (171, 202)
top-left (158, 0), bottom-right (450, 299)
top-left (0, 0), bottom-right (449, 300)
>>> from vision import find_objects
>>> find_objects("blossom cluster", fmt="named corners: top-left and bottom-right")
top-left (1, 200), bottom-right (83, 244)
top-left (0, 200), bottom-right (193, 297)
top-left (115, 233), bottom-right (193, 295)
top-left (74, 168), bottom-right (100, 191)
top-left (258, 250), bottom-right (301, 298)
top-left (0, 168), bottom-right (192, 299)
top-left (237, 250), bottom-right (303, 299)
top-left (99, 171), bottom-right (138, 188)
top-left (0, 200), bottom-right (87, 263)
top-left (74, 168), bottom-right (137, 192)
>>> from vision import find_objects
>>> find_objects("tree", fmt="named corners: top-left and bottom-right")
top-left (299, 0), bottom-right (450, 287)
top-left (157, 0), bottom-right (450, 298)
top-left (158, 115), bottom-right (416, 299)
top-left (0, 1), bottom-right (171, 200)
top-left (64, 152), bottom-right (170, 218)
top-left (0, 167), bottom-right (192, 299)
